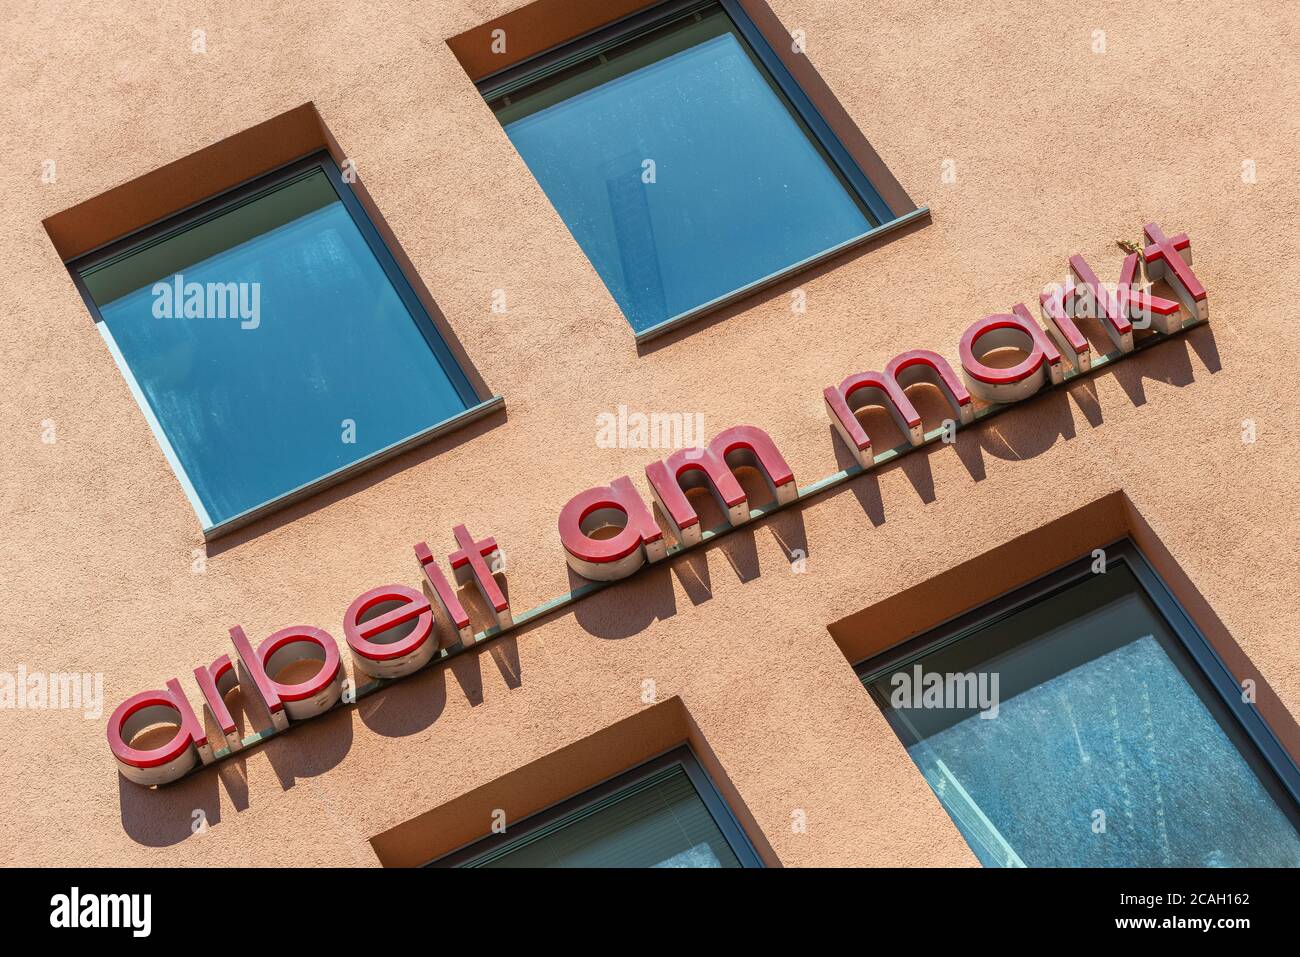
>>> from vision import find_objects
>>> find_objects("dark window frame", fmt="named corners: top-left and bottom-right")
top-left (429, 746), bottom-right (764, 867)
top-left (855, 538), bottom-right (1300, 814)
top-left (66, 152), bottom-right (499, 540)
top-left (477, 0), bottom-right (925, 343)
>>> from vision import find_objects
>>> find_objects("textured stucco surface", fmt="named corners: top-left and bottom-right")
top-left (0, 0), bottom-right (1297, 866)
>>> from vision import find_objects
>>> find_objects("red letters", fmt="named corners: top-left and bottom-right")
top-left (414, 541), bottom-right (474, 647)
top-left (1143, 222), bottom-right (1207, 322)
top-left (645, 425), bottom-right (796, 546)
top-left (825, 350), bottom-right (972, 467)
top-left (1068, 253), bottom-right (1137, 353)
top-left (107, 224), bottom-right (1212, 789)
top-left (959, 304), bottom-right (1063, 403)
top-left (193, 655), bottom-right (241, 755)
top-left (448, 525), bottom-right (511, 630)
top-left (106, 681), bottom-right (205, 786)
top-left (1039, 277), bottom-right (1088, 370)
top-left (558, 475), bottom-right (665, 581)
top-left (229, 624), bottom-right (343, 731)
top-left (343, 583), bottom-right (436, 680)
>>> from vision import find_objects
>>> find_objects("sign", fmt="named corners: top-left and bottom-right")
top-left (107, 222), bottom-right (1209, 786)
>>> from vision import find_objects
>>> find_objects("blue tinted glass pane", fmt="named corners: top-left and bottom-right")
top-left (868, 565), bottom-right (1300, 867)
top-left (495, 6), bottom-right (873, 332)
top-left (472, 765), bottom-right (741, 868)
top-left (85, 168), bottom-right (472, 528)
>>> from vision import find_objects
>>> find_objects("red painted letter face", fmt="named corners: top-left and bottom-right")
top-left (448, 525), bottom-right (512, 630)
top-left (959, 305), bottom-right (1063, 404)
top-left (558, 476), bottom-right (665, 581)
top-left (645, 425), bottom-right (797, 546)
top-left (1042, 254), bottom-right (1182, 371)
top-left (1143, 222), bottom-right (1208, 322)
top-left (414, 542), bottom-right (474, 647)
top-left (229, 625), bottom-right (344, 730)
top-left (343, 583), bottom-right (436, 680)
top-left (194, 655), bottom-right (242, 755)
top-left (106, 680), bottom-right (205, 786)
top-left (825, 351), bottom-right (972, 467)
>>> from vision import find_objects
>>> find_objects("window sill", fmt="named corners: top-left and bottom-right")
top-left (632, 205), bottom-right (930, 345)
top-left (200, 394), bottom-right (506, 542)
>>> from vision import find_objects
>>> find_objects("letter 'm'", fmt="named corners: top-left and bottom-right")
top-left (645, 425), bottom-right (796, 546)
top-left (825, 350), bottom-right (972, 467)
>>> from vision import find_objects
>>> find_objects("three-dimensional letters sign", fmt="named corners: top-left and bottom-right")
top-left (107, 223), bottom-right (1210, 786)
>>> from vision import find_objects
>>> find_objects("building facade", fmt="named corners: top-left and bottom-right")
top-left (2, 0), bottom-right (1298, 867)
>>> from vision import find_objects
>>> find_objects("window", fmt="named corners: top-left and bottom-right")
top-left (72, 154), bottom-right (489, 537)
top-left (431, 749), bottom-right (762, 867)
top-left (859, 542), bottom-right (1300, 867)
top-left (480, 0), bottom-right (906, 339)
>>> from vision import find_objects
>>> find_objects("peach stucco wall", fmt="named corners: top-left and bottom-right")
top-left (1, 0), bottom-right (1297, 866)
